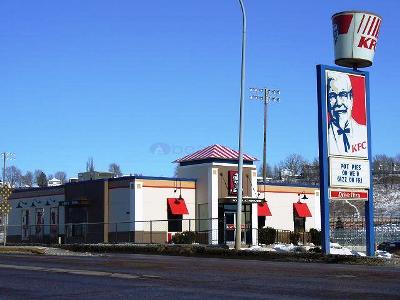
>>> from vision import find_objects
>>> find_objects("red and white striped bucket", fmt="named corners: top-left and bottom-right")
top-left (332, 11), bottom-right (382, 68)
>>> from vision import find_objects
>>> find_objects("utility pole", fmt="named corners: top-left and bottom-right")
top-left (249, 88), bottom-right (280, 183)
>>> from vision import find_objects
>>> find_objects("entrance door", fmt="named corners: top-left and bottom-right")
top-left (224, 212), bottom-right (236, 243)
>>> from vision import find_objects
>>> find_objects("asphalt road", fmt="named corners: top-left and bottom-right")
top-left (0, 253), bottom-right (399, 299)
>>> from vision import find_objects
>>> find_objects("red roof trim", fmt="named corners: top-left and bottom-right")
top-left (293, 202), bottom-right (312, 218)
top-left (174, 144), bottom-right (257, 163)
top-left (167, 198), bottom-right (189, 215)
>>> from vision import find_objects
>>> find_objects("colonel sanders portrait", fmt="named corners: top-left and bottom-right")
top-left (228, 171), bottom-right (239, 196)
top-left (327, 71), bottom-right (368, 158)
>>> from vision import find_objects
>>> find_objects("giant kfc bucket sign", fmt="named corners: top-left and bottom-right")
top-left (317, 10), bottom-right (382, 256)
top-left (332, 11), bottom-right (382, 68)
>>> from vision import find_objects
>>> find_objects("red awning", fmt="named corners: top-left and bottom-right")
top-left (167, 198), bottom-right (189, 215)
top-left (293, 202), bottom-right (312, 218)
top-left (258, 202), bottom-right (272, 216)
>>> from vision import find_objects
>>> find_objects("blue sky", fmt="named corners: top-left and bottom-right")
top-left (1, 0), bottom-right (399, 178)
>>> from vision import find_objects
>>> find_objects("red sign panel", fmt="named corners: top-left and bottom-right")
top-left (329, 189), bottom-right (368, 200)
top-left (228, 170), bottom-right (239, 196)
top-left (226, 224), bottom-right (249, 230)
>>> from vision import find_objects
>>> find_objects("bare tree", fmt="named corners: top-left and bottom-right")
top-left (373, 154), bottom-right (400, 187)
top-left (54, 171), bottom-right (67, 184)
top-left (301, 158), bottom-right (320, 185)
top-left (86, 157), bottom-right (95, 172)
top-left (280, 154), bottom-right (306, 182)
top-left (395, 154), bottom-right (400, 165)
top-left (21, 171), bottom-right (34, 187)
top-left (108, 163), bottom-right (122, 178)
top-left (373, 154), bottom-right (394, 175)
top-left (5, 165), bottom-right (22, 187)
top-left (257, 163), bottom-right (273, 179)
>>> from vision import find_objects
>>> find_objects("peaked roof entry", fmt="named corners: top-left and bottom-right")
top-left (174, 144), bottom-right (257, 164)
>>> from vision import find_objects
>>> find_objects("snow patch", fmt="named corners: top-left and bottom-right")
top-left (244, 242), bottom-right (393, 259)
top-left (376, 250), bottom-right (392, 259)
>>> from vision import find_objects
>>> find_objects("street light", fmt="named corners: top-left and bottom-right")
top-left (235, 0), bottom-right (247, 250)
top-left (249, 88), bottom-right (280, 183)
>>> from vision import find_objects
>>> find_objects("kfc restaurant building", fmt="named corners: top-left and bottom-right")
top-left (175, 145), bottom-right (321, 245)
top-left (7, 145), bottom-right (320, 246)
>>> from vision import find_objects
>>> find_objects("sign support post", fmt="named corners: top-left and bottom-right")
top-left (364, 74), bottom-right (375, 256)
top-left (317, 65), bottom-right (331, 254)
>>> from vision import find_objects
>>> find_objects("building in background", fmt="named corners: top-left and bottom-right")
top-left (48, 178), bottom-right (62, 187)
top-left (78, 171), bottom-right (115, 181)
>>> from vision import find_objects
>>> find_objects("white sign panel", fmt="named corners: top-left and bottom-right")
top-left (326, 70), bottom-right (368, 159)
top-left (329, 157), bottom-right (370, 189)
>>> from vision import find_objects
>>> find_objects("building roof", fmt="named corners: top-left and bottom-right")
top-left (174, 144), bottom-right (257, 163)
top-left (49, 178), bottom-right (61, 182)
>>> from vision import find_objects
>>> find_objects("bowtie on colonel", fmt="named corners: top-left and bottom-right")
top-left (337, 127), bottom-right (351, 152)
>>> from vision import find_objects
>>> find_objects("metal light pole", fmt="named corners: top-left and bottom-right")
top-left (1, 152), bottom-right (15, 186)
top-left (249, 88), bottom-right (280, 183)
top-left (235, 0), bottom-right (247, 250)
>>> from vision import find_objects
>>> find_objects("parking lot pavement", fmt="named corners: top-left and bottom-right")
top-left (0, 253), bottom-right (399, 299)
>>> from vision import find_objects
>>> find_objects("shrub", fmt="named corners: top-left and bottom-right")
top-left (289, 232), bottom-right (300, 245)
top-left (171, 231), bottom-right (196, 244)
top-left (309, 247), bottom-right (322, 253)
top-left (258, 227), bottom-right (277, 245)
top-left (309, 228), bottom-right (321, 246)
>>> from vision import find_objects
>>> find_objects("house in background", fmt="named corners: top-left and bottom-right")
top-left (48, 178), bottom-right (62, 187)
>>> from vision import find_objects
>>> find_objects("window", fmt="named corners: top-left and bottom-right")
top-left (50, 207), bottom-right (59, 237)
top-left (35, 208), bottom-right (44, 237)
top-left (293, 214), bottom-right (305, 232)
top-left (293, 202), bottom-right (311, 232)
top-left (258, 216), bottom-right (266, 229)
top-left (168, 208), bottom-right (183, 232)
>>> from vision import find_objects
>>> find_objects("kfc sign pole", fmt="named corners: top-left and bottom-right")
top-left (317, 11), bottom-right (381, 256)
